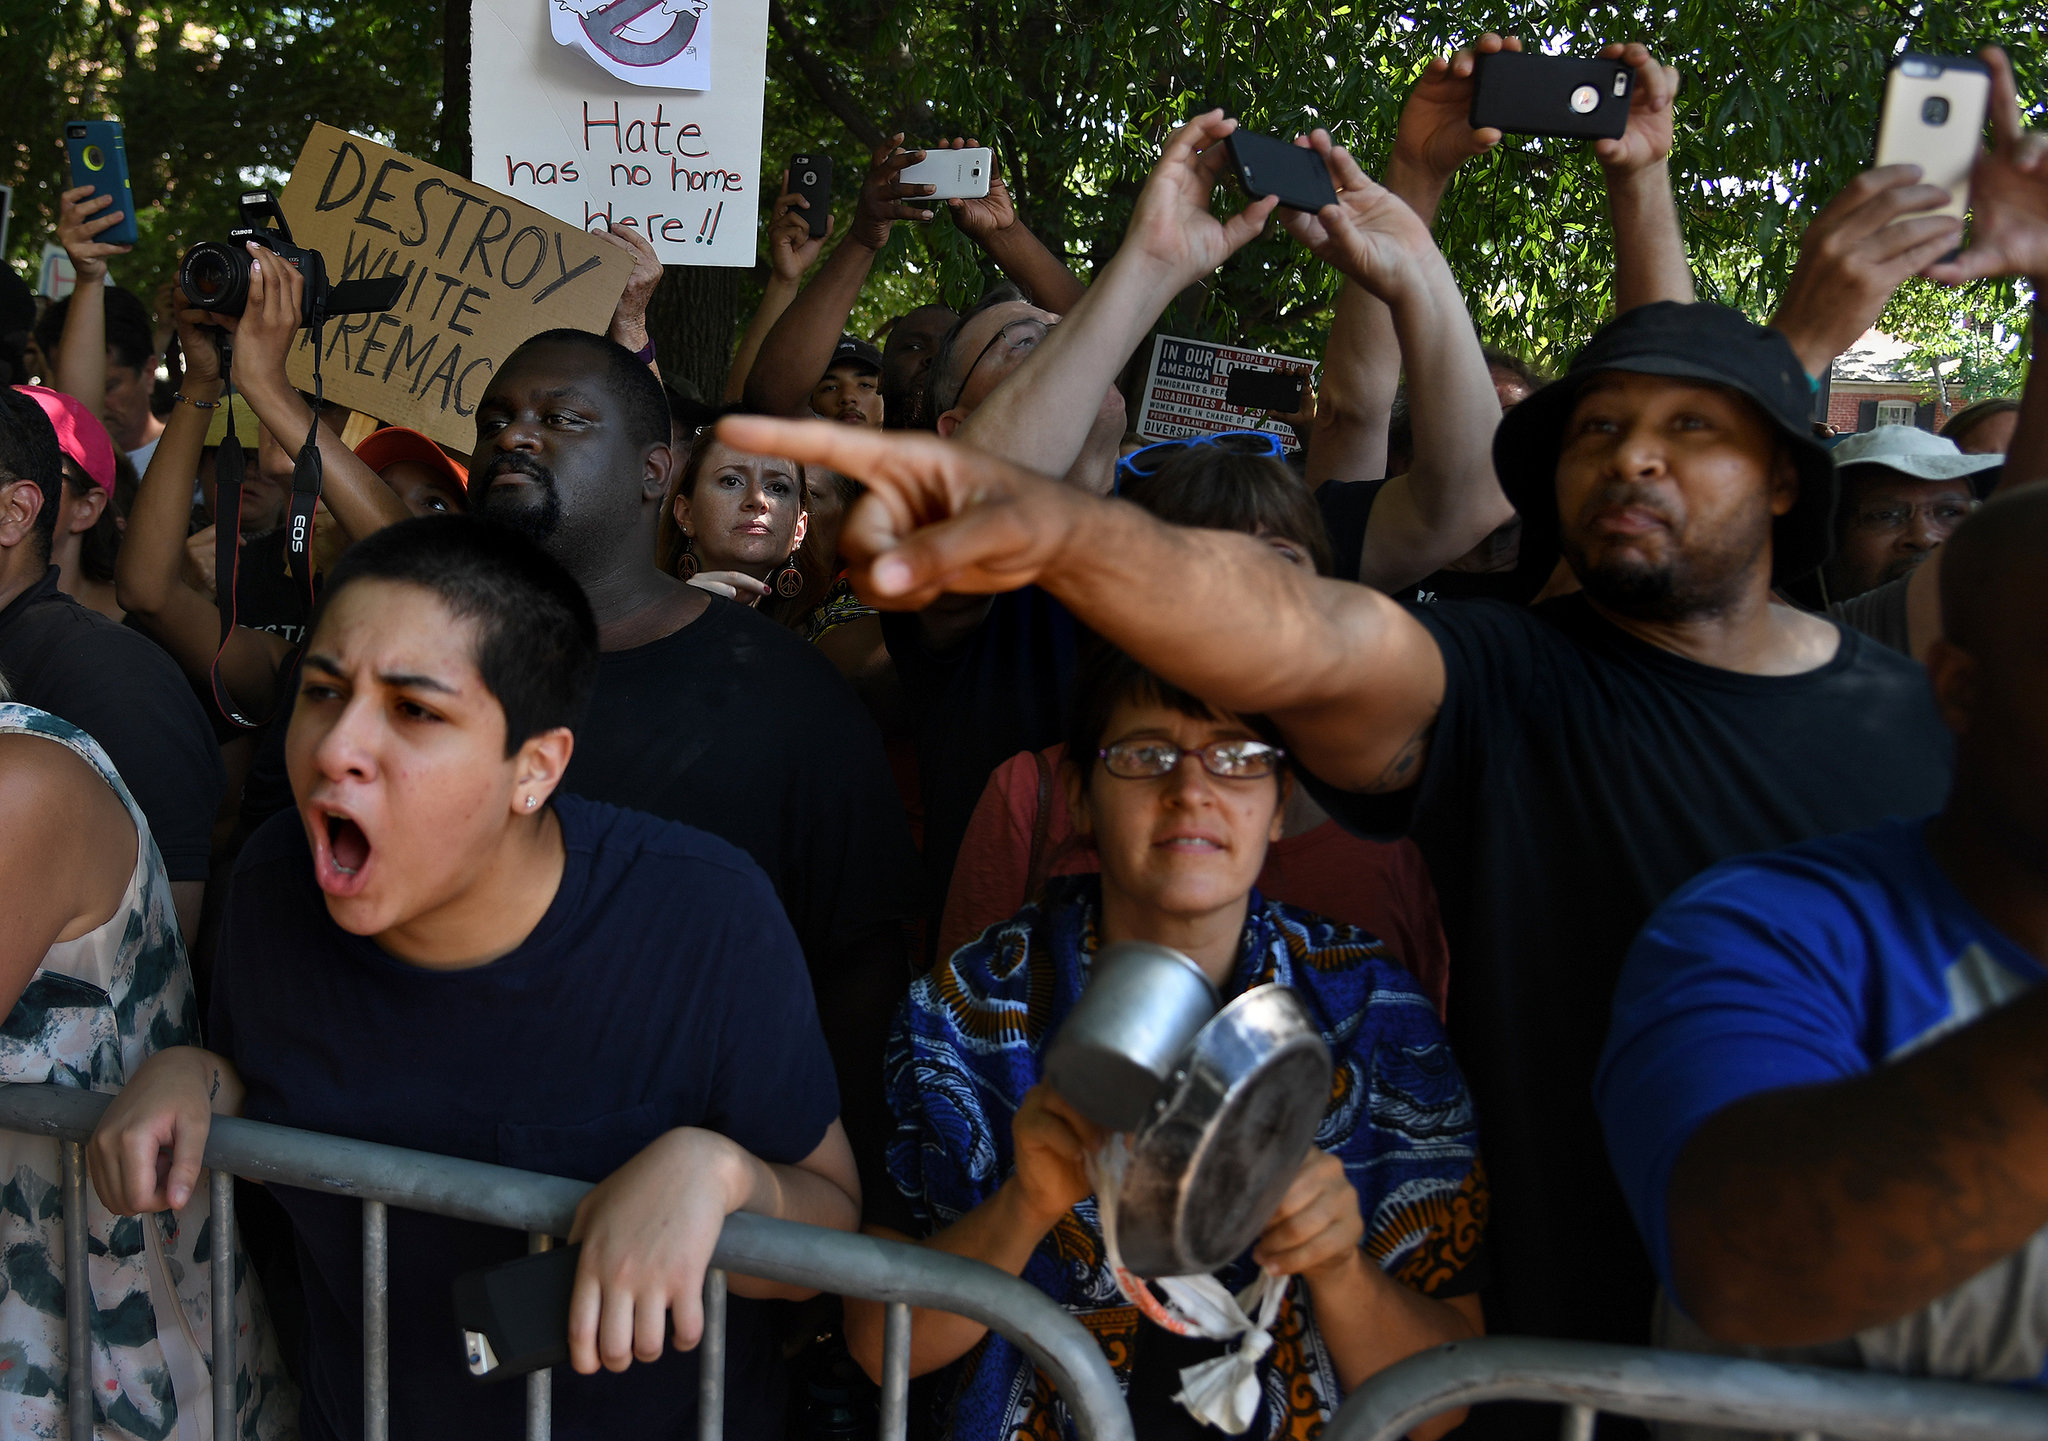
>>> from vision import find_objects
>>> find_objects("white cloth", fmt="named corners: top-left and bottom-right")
top-left (1089, 1134), bottom-right (1290, 1434)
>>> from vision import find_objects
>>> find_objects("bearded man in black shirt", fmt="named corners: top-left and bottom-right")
top-left (711, 296), bottom-right (1965, 1350)
top-left (465, 330), bottom-right (921, 1198)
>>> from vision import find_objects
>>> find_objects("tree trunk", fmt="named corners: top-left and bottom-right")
top-left (442, 0), bottom-right (471, 175)
top-left (646, 264), bottom-right (743, 401)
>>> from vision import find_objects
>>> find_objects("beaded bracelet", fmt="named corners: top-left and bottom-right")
top-left (175, 391), bottom-right (223, 411)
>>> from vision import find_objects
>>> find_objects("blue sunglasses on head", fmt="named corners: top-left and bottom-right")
top-left (1115, 429), bottom-right (1290, 490)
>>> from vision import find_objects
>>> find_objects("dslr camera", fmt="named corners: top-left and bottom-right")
top-left (178, 190), bottom-right (401, 328)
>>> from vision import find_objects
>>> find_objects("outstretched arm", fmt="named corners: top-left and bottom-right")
top-left (723, 177), bottom-right (831, 403)
top-left (1282, 134), bottom-right (1514, 592)
top-left (939, 138), bottom-right (1086, 314)
top-left (718, 415), bottom-right (1447, 793)
top-left (51, 185), bottom-right (132, 415)
top-left (743, 139), bottom-right (933, 416)
top-left (596, 220), bottom-right (666, 380)
top-left (1598, 43), bottom-right (1694, 311)
top-left (1308, 33), bottom-right (1519, 490)
top-left (114, 294), bottom-right (290, 712)
top-left (954, 112), bottom-right (1279, 479)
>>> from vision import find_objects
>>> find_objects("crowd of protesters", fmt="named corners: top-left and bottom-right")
top-left (0, 28), bottom-right (2044, 1441)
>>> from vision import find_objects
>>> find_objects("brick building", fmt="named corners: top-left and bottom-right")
top-left (1823, 329), bottom-right (1957, 434)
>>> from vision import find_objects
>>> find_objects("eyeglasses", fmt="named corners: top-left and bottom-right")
top-left (946, 316), bottom-right (1058, 414)
top-left (1098, 738), bottom-right (1288, 781)
top-left (1116, 429), bottom-right (1289, 487)
top-left (1848, 497), bottom-right (1975, 532)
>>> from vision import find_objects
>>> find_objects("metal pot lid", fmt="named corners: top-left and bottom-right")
top-left (1110, 983), bottom-right (1333, 1278)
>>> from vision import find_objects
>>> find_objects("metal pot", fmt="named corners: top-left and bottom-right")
top-left (1043, 942), bottom-right (1220, 1133)
top-left (1110, 984), bottom-right (1333, 1278)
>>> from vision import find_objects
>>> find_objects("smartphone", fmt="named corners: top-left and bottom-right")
top-left (1225, 130), bottom-right (1338, 212)
top-left (788, 153), bottom-right (832, 239)
top-left (1224, 368), bottom-right (1307, 413)
top-left (454, 1245), bottom-right (582, 1381)
top-left (1873, 53), bottom-right (1991, 226)
top-left (65, 120), bottom-right (138, 247)
top-left (1470, 52), bottom-right (1633, 141)
top-left (896, 147), bottom-right (992, 201)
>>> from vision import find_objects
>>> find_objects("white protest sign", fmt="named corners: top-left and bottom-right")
top-left (472, 0), bottom-right (767, 267)
top-left (1133, 334), bottom-right (1316, 451)
top-left (277, 123), bottom-right (634, 451)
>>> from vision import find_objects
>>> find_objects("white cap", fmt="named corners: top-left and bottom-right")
top-left (1832, 424), bottom-right (2003, 483)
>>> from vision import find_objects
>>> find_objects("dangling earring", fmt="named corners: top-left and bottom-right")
top-left (677, 532), bottom-right (701, 580)
top-left (772, 550), bottom-right (804, 599)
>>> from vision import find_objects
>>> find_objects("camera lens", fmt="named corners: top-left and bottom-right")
top-left (82, 146), bottom-right (105, 171)
top-left (1570, 85), bottom-right (1600, 115)
top-left (177, 242), bottom-right (250, 316)
top-left (1922, 96), bottom-right (1950, 126)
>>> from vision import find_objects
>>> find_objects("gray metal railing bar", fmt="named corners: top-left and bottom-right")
top-left (211, 1167), bottom-right (235, 1435)
top-left (527, 1232), bottom-right (552, 1441)
top-left (363, 1199), bottom-right (388, 1441)
top-left (878, 1301), bottom-right (912, 1441)
top-left (1322, 1337), bottom-right (2048, 1441)
top-left (697, 1267), bottom-right (726, 1441)
top-left (1558, 1401), bottom-right (1594, 1441)
top-left (1, 1083), bottom-right (1134, 1441)
top-left (62, 1139), bottom-right (91, 1441)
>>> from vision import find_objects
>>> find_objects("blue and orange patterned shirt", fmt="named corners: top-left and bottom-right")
top-left (884, 875), bottom-right (1487, 1441)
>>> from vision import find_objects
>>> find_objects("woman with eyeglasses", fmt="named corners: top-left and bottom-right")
top-left (844, 633), bottom-right (1488, 1441)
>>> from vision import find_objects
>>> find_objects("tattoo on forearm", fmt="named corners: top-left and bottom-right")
top-left (208, 1069), bottom-right (221, 1105)
top-left (1369, 712), bottom-right (1438, 792)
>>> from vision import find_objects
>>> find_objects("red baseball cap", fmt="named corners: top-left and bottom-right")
top-left (13, 385), bottom-right (116, 495)
top-left (353, 426), bottom-right (469, 493)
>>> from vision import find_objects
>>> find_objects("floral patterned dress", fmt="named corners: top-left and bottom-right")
top-left (0, 703), bottom-right (295, 1441)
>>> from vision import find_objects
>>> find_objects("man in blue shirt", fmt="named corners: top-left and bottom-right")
top-left (88, 516), bottom-right (858, 1441)
top-left (1598, 475), bottom-right (2048, 1388)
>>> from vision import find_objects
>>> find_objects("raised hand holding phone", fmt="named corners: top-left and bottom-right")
top-left (1593, 42), bottom-right (1681, 176)
top-left (1923, 47), bottom-right (2048, 286)
top-left (55, 185), bottom-right (132, 282)
top-left (1390, 31), bottom-right (1524, 207)
top-left (1122, 111), bottom-right (1279, 290)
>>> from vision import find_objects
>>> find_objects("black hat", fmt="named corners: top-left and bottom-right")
top-left (1491, 301), bottom-right (1837, 585)
top-left (829, 334), bottom-right (884, 376)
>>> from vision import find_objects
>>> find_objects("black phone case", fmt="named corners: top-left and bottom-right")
top-left (789, 153), bottom-right (833, 239)
top-left (1224, 369), bottom-right (1306, 413)
top-left (1470, 52), bottom-right (1633, 141)
top-left (453, 1244), bottom-right (582, 1382)
top-left (1225, 131), bottom-right (1338, 213)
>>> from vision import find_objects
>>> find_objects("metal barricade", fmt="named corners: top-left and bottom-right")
top-left (0, 1082), bottom-right (1135, 1441)
top-left (1321, 1336), bottom-right (2048, 1441)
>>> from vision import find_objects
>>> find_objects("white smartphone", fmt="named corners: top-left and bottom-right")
top-left (1873, 52), bottom-right (1991, 226)
top-left (897, 147), bottom-right (992, 201)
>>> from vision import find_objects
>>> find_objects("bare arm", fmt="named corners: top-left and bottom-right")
top-left (51, 185), bottom-right (132, 415)
top-left (89, 1045), bottom-right (246, 1215)
top-left (724, 180), bottom-right (830, 403)
top-left (1281, 135), bottom-right (1511, 592)
top-left (940, 139), bottom-right (1086, 315)
top-left (1308, 34), bottom-right (1518, 491)
top-left (956, 113), bottom-right (1278, 479)
top-left (1598, 44), bottom-right (1694, 311)
top-left (743, 139), bottom-right (932, 416)
top-left (0, 735), bottom-right (137, 1014)
top-left (1670, 981), bottom-right (2048, 1344)
top-left (720, 414), bottom-right (1448, 793)
top-left (113, 302), bottom-right (289, 713)
top-left (567, 1121), bottom-right (859, 1373)
top-left (596, 221), bottom-right (666, 381)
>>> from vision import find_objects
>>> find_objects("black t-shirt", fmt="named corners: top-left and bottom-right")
top-left (212, 795), bottom-right (837, 1441)
top-left (563, 597), bottom-right (922, 967)
top-left (1308, 594), bottom-right (1952, 1349)
top-left (1316, 477), bottom-right (1540, 605)
top-left (0, 566), bottom-right (225, 881)
top-left (881, 586), bottom-right (1080, 906)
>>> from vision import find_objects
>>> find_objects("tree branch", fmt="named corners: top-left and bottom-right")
top-left (766, 0), bottom-right (887, 152)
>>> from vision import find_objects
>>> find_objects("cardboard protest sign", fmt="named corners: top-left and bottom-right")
top-left (471, 0), bottom-right (769, 267)
top-left (1133, 334), bottom-right (1316, 451)
top-left (277, 124), bottom-right (632, 452)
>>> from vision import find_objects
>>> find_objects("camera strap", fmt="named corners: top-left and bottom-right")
top-left (206, 320), bottom-right (326, 730)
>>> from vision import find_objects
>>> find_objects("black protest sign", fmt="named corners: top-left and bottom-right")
top-left (280, 123), bottom-right (632, 450)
